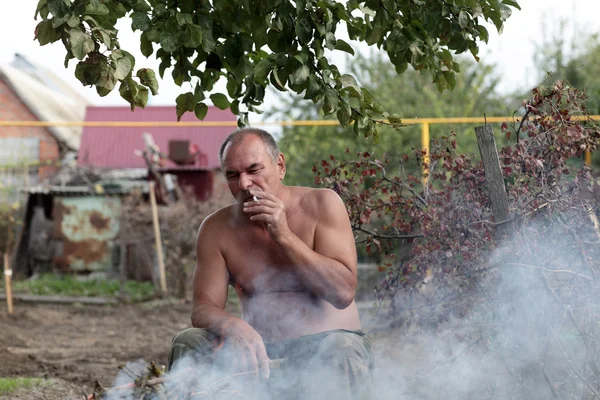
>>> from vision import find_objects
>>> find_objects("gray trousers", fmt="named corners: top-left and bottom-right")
top-left (168, 328), bottom-right (374, 400)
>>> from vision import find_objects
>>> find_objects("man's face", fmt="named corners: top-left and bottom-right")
top-left (221, 134), bottom-right (285, 204)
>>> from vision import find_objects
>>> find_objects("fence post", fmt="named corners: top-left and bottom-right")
top-left (148, 181), bottom-right (167, 294)
top-left (3, 253), bottom-right (13, 315)
top-left (421, 122), bottom-right (430, 186)
top-left (475, 124), bottom-right (511, 238)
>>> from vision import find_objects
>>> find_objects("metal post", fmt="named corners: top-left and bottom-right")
top-left (421, 122), bottom-right (430, 186)
top-left (585, 150), bottom-right (592, 166)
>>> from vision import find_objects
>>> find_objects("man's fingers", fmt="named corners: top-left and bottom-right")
top-left (248, 349), bottom-right (259, 379)
top-left (256, 344), bottom-right (270, 380)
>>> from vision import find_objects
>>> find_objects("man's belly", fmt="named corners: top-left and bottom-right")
top-left (239, 291), bottom-right (362, 341)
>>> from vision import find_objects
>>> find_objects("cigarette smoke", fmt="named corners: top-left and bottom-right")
top-left (103, 216), bottom-right (600, 399)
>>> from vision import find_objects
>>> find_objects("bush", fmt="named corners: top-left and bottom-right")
top-left (315, 82), bottom-right (600, 398)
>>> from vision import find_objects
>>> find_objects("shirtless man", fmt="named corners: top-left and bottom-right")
top-left (168, 128), bottom-right (373, 399)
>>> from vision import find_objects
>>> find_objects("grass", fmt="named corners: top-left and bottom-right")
top-left (0, 274), bottom-right (156, 302)
top-left (0, 377), bottom-right (44, 395)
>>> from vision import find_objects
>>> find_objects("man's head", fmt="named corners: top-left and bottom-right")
top-left (219, 128), bottom-right (286, 203)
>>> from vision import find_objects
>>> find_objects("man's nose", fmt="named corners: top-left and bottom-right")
top-left (238, 173), bottom-right (252, 190)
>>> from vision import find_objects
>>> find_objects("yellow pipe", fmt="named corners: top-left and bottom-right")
top-left (585, 150), bottom-right (592, 166)
top-left (422, 122), bottom-right (430, 186)
top-left (0, 115), bottom-right (598, 127)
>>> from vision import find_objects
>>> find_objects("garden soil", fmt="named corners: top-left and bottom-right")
top-left (0, 298), bottom-right (395, 400)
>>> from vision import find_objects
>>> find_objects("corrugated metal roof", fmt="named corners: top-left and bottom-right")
top-left (78, 106), bottom-right (236, 170)
top-left (0, 64), bottom-right (87, 150)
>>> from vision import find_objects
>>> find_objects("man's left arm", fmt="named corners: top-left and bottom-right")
top-left (248, 189), bottom-right (357, 309)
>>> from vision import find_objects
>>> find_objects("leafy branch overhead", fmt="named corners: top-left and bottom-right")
top-left (34, 0), bottom-right (519, 136)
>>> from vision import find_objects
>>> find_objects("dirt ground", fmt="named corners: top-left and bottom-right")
top-left (0, 298), bottom-right (193, 399)
top-left (0, 298), bottom-right (396, 400)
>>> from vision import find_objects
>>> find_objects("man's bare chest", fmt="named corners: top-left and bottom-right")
top-left (222, 218), bottom-right (316, 293)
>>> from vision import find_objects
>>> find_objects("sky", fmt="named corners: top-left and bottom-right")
top-left (1, 0), bottom-right (600, 115)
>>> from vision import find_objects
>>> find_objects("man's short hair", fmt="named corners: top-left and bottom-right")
top-left (218, 127), bottom-right (280, 166)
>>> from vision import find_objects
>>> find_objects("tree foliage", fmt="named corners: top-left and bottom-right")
top-left (34, 0), bottom-right (519, 136)
top-left (277, 51), bottom-right (509, 187)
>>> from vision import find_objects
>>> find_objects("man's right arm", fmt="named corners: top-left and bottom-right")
top-left (190, 214), bottom-right (270, 378)
top-left (190, 214), bottom-right (235, 331)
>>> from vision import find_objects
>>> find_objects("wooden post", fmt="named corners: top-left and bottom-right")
top-left (475, 124), bottom-right (511, 237)
top-left (149, 181), bottom-right (167, 294)
top-left (118, 237), bottom-right (127, 300)
top-left (3, 253), bottom-right (14, 315)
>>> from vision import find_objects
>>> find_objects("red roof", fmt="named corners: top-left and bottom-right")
top-left (78, 106), bottom-right (236, 170)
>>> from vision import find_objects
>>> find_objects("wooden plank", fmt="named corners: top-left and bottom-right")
top-left (0, 294), bottom-right (117, 305)
top-left (149, 181), bottom-right (167, 294)
top-left (475, 124), bottom-right (511, 236)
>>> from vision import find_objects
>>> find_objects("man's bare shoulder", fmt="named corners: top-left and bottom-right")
top-left (197, 203), bottom-right (236, 238)
top-left (292, 186), bottom-right (346, 217)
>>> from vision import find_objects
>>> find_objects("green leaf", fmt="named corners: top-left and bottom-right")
top-left (387, 113), bottom-right (402, 124)
top-left (69, 29), bottom-right (94, 60)
top-left (193, 83), bottom-right (205, 102)
top-left (51, 12), bottom-right (70, 29)
top-left (176, 13), bottom-right (193, 26)
top-left (322, 90), bottom-right (337, 116)
top-left (194, 102), bottom-right (208, 120)
top-left (210, 93), bottom-right (230, 110)
top-left (254, 58), bottom-right (274, 86)
top-left (227, 75), bottom-right (240, 97)
top-left (160, 32), bottom-right (179, 53)
top-left (502, 0), bottom-right (521, 9)
top-left (47, 0), bottom-right (70, 18)
top-left (74, 62), bottom-right (98, 85)
top-left (182, 24), bottom-right (203, 48)
top-left (114, 57), bottom-right (132, 80)
top-left (340, 73), bottom-right (358, 88)
top-left (132, 0), bottom-right (151, 12)
top-left (295, 14), bottom-right (313, 45)
top-left (334, 39), bottom-right (354, 55)
top-left (35, 20), bottom-right (62, 46)
top-left (85, 1), bottom-right (109, 16)
top-left (336, 99), bottom-right (352, 126)
top-left (96, 86), bottom-right (112, 97)
top-left (476, 25), bottom-right (489, 42)
top-left (175, 92), bottom-right (194, 121)
top-left (137, 68), bottom-right (159, 95)
top-left (140, 33), bottom-right (153, 57)
top-left (458, 11), bottom-right (469, 29)
top-left (271, 68), bottom-right (288, 91)
top-left (35, 0), bottom-right (48, 19)
top-left (134, 86), bottom-right (149, 108)
top-left (290, 64), bottom-right (310, 86)
top-left (131, 11), bottom-right (151, 31)
top-left (198, 15), bottom-right (215, 53)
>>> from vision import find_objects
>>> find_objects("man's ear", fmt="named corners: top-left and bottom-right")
top-left (277, 153), bottom-right (286, 180)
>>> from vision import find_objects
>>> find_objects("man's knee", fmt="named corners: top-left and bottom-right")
top-left (168, 328), bottom-right (216, 371)
top-left (315, 332), bottom-right (373, 365)
top-left (172, 328), bottom-right (215, 349)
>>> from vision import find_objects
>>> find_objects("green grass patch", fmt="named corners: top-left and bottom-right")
top-left (0, 274), bottom-right (156, 302)
top-left (0, 377), bottom-right (44, 395)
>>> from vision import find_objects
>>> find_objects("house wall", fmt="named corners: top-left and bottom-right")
top-left (0, 77), bottom-right (61, 181)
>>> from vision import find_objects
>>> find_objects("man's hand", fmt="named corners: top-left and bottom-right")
top-left (243, 189), bottom-right (291, 242)
top-left (216, 318), bottom-right (271, 380)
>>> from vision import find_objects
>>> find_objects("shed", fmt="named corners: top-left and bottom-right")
top-left (77, 105), bottom-right (236, 200)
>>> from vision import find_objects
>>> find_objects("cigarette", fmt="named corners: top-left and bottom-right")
top-left (252, 195), bottom-right (259, 202)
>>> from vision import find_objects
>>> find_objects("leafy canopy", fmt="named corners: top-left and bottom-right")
top-left (277, 52), bottom-right (509, 187)
top-left (34, 0), bottom-right (519, 136)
